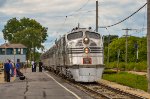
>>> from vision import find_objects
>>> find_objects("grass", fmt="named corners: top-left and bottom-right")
top-left (105, 61), bottom-right (147, 72)
top-left (102, 71), bottom-right (148, 91)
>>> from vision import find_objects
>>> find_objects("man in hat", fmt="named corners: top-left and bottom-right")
top-left (4, 59), bottom-right (11, 82)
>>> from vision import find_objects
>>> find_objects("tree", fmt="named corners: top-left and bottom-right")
top-left (138, 37), bottom-right (147, 61)
top-left (2, 17), bottom-right (48, 61)
top-left (103, 35), bottom-right (118, 47)
top-left (107, 36), bottom-right (147, 62)
top-left (103, 35), bottom-right (118, 63)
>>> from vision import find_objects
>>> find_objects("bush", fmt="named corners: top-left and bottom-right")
top-left (105, 61), bottom-right (117, 69)
top-left (105, 61), bottom-right (147, 71)
top-left (103, 69), bottom-right (117, 74)
top-left (126, 62), bottom-right (135, 70)
top-left (118, 62), bottom-right (126, 70)
top-left (134, 61), bottom-right (147, 72)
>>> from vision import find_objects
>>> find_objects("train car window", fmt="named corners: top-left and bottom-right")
top-left (67, 31), bottom-right (83, 40)
top-left (85, 31), bottom-right (100, 39)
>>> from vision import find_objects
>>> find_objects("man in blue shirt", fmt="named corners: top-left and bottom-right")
top-left (4, 59), bottom-right (11, 82)
top-left (16, 61), bottom-right (20, 77)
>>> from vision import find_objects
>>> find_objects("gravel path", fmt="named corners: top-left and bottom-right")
top-left (99, 79), bottom-right (150, 99)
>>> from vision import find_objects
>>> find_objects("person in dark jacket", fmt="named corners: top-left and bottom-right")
top-left (31, 61), bottom-right (34, 72)
top-left (4, 59), bottom-right (11, 82)
top-left (34, 62), bottom-right (37, 72)
top-left (39, 61), bottom-right (43, 72)
top-left (16, 61), bottom-right (21, 77)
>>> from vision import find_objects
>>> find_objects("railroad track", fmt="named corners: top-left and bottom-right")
top-left (46, 70), bottom-right (147, 99)
top-left (73, 82), bottom-right (148, 99)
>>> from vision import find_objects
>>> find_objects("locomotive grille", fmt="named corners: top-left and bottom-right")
top-left (67, 47), bottom-right (103, 54)
top-left (67, 47), bottom-right (83, 54)
top-left (90, 47), bottom-right (103, 53)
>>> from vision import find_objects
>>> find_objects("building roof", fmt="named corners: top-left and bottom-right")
top-left (0, 43), bottom-right (27, 48)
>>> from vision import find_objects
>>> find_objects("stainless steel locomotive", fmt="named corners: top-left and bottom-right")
top-left (41, 27), bottom-right (104, 82)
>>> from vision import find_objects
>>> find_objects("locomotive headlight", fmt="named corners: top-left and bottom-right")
top-left (83, 37), bottom-right (90, 44)
top-left (84, 47), bottom-right (90, 54)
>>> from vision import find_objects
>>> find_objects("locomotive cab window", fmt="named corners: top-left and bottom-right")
top-left (85, 31), bottom-right (100, 39)
top-left (67, 31), bottom-right (83, 40)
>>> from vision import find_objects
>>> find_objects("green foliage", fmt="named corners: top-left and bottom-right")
top-left (106, 61), bottom-right (147, 71)
top-left (105, 61), bottom-right (118, 69)
top-left (2, 18), bottom-right (20, 40)
top-left (134, 61), bottom-right (147, 71)
top-left (138, 37), bottom-right (147, 61)
top-left (2, 17), bottom-right (48, 61)
top-left (104, 36), bottom-right (147, 63)
top-left (104, 35), bottom-right (118, 62)
top-left (103, 69), bottom-right (117, 74)
top-left (34, 52), bottom-right (42, 61)
top-left (102, 72), bottom-right (148, 91)
top-left (3, 17), bottom-right (48, 45)
top-left (104, 35), bottom-right (118, 47)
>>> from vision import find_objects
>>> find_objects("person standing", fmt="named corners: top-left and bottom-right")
top-left (31, 61), bottom-right (34, 72)
top-left (16, 61), bottom-right (20, 77)
top-left (39, 61), bottom-right (43, 72)
top-left (4, 59), bottom-right (11, 82)
top-left (10, 60), bottom-right (14, 77)
top-left (34, 62), bottom-right (37, 72)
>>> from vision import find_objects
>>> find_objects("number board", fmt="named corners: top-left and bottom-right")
top-left (83, 58), bottom-right (92, 64)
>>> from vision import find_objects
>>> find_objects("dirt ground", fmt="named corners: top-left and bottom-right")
top-left (0, 71), bottom-right (5, 83)
top-left (99, 79), bottom-right (150, 99)
top-left (0, 69), bottom-right (16, 83)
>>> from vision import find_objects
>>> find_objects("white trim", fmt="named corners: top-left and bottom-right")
top-left (44, 72), bottom-right (81, 99)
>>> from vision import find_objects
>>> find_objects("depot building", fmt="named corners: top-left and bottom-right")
top-left (0, 43), bottom-right (27, 64)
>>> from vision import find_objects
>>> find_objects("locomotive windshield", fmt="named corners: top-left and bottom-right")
top-left (85, 31), bottom-right (100, 39)
top-left (67, 31), bottom-right (83, 40)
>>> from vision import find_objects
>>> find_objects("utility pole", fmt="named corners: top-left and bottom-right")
top-left (107, 35), bottom-right (110, 64)
top-left (147, 0), bottom-right (150, 93)
top-left (134, 42), bottom-right (138, 63)
top-left (96, 0), bottom-right (98, 32)
top-left (122, 28), bottom-right (137, 66)
top-left (117, 49), bottom-right (120, 73)
top-left (122, 28), bottom-right (131, 66)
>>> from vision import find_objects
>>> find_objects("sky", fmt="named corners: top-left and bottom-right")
top-left (0, 0), bottom-right (147, 50)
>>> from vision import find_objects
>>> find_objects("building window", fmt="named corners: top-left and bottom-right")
top-left (21, 49), bottom-right (23, 54)
top-left (18, 48), bottom-right (21, 54)
top-left (2, 49), bottom-right (6, 55)
top-left (14, 49), bottom-right (16, 54)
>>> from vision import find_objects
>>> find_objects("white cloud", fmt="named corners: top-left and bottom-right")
top-left (0, 0), bottom-right (147, 49)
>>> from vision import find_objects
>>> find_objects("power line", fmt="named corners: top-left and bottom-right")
top-left (142, 4), bottom-right (147, 32)
top-left (63, 16), bottom-right (68, 25)
top-left (37, 9), bottom-right (95, 19)
top-left (32, 1), bottom-right (93, 18)
top-left (55, 0), bottom-right (91, 30)
top-left (99, 2), bottom-right (147, 28)
top-left (68, 0), bottom-right (91, 16)
top-left (129, 28), bottom-right (147, 36)
top-left (57, 16), bottom-right (68, 32)
top-left (75, 0), bottom-right (90, 12)
top-left (67, 9), bottom-right (95, 17)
